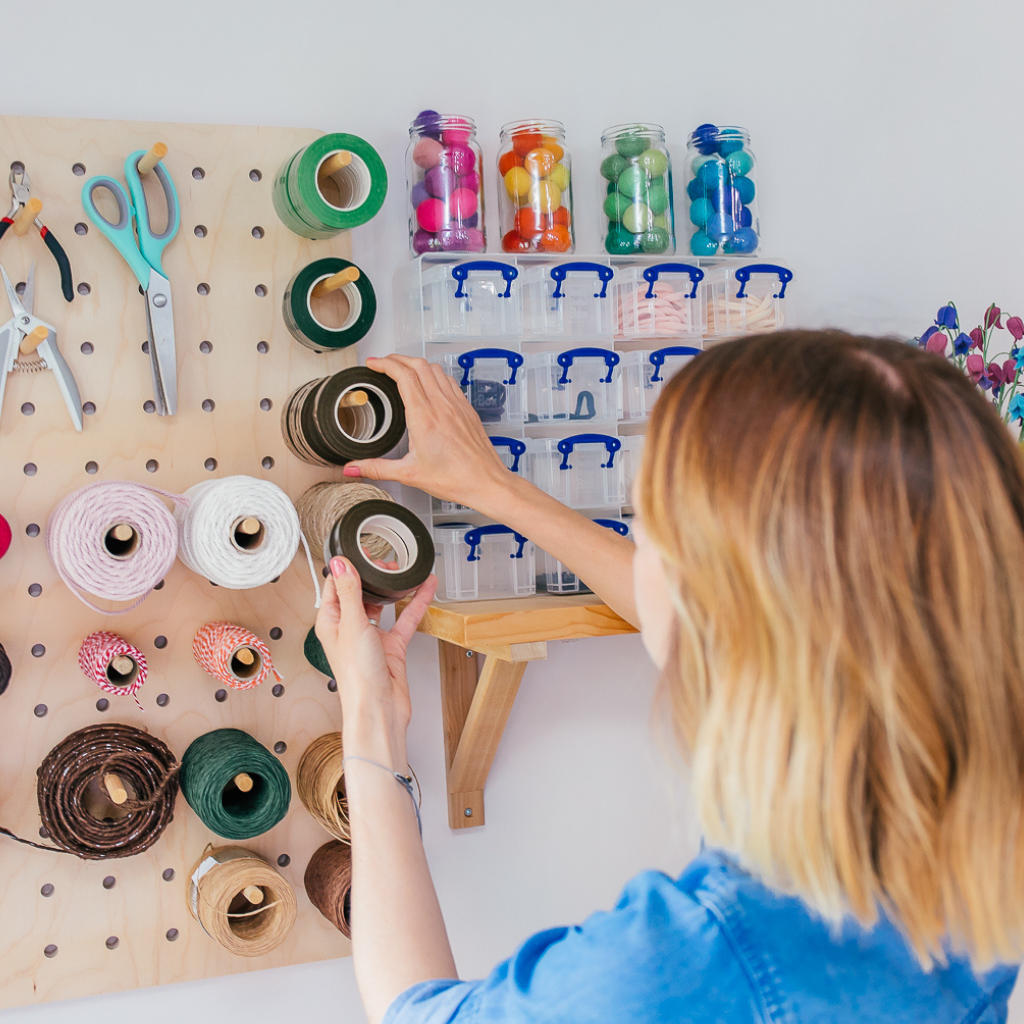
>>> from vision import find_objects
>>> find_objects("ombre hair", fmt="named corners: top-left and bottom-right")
top-left (638, 330), bottom-right (1024, 969)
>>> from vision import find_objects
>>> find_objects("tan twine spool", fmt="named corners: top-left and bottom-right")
top-left (297, 732), bottom-right (350, 842)
top-left (187, 845), bottom-right (297, 957)
top-left (295, 481), bottom-right (395, 563)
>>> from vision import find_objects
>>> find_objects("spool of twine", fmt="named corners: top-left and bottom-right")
top-left (303, 626), bottom-right (333, 678)
top-left (296, 732), bottom-right (350, 842)
top-left (180, 729), bottom-right (291, 840)
top-left (0, 640), bottom-right (10, 697)
top-left (295, 481), bottom-right (394, 563)
top-left (304, 840), bottom-right (352, 938)
top-left (193, 622), bottom-right (280, 691)
top-left (78, 631), bottom-right (148, 710)
top-left (35, 724), bottom-right (179, 859)
top-left (188, 845), bottom-right (297, 957)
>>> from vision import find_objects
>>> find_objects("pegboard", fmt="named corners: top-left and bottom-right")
top-left (0, 115), bottom-right (366, 1008)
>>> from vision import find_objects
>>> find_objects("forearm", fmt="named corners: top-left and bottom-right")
top-left (344, 710), bottom-right (458, 1024)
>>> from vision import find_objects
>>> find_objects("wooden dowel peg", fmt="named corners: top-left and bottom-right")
top-left (320, 150), bottom-right (352, 177)
top-left (110, 655), bottom-right (135, 676)
top-left (338, 389), bottom-right (369, 408)
top-left (235, 647), bottom-right (255, 666)
top-left (311, 266), bottom-right (360, 299)
top-left (19, 325), bottom-right (48, 355)
top-left (13, 197), bottom-right (42, 236)
top-left (137, 142), bottom-right (168, 176)
top-left (103, 773), bottom-right (128, 805)
top-left (242, 886), bottom-right (265, 905)
top-left (238, 517), bottom-right (261, 536)
top-left (111, 524), bottom-right (134, 542)
top-left (233, 773), bottom-right (254, 792)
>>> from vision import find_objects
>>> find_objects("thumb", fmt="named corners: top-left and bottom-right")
top-left (343, 456), bottom-right (409, 483)
top-left (328, 557), bottom-right (369, 629)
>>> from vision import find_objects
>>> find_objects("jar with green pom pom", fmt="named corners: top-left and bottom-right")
top-left (599, 123), bottom-right (675, 256)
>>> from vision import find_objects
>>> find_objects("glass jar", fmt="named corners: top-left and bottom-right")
top-left (684, 124), bottom-right (760, 257)
top-left (407, 111), bottom-right (485, 256)
top-left (599, 123), bottom-right (675, 256)
top-left (497, 119), bottom-right (573, 254)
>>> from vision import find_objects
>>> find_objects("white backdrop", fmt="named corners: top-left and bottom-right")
top-left (5, 1), bottom-right (1024, 1020)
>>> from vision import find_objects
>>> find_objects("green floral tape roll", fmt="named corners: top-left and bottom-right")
top-left (283, 257), bottom-right (376, 352)
top-left (272, 133), bottom-right (388, 239)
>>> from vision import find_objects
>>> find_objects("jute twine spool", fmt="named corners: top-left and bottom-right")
top-left (294, 481), bottom-right (394, 563)
top-left (304, 840), bottom-right (352, 938)
top-left (188, 845), bottom-right (297, 957)
top-left (296, 732), bottom-right (350, 842)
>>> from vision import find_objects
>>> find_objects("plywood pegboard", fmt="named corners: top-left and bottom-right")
top-left (0, 115), bottom-right (374, 1008)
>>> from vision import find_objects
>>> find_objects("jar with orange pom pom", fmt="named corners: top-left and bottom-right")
top-left (497, 120), bottom-right (574, 254)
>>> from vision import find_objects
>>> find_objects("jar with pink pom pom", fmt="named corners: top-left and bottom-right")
top-left (407, 111), bottom-right (486, 256)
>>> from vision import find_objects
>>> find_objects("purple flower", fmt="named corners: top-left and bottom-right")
top-left (970, 327), bottom-right (985, 350)
top-left (967, 353), bottom-right (986, 382)
top-left (1003, 358), bottom-right (1017, 383)
top-left (926, 332), bottom-right (948, 356)
top-left (918, 326), bottom-right (941, 347)
top-left (988, 361), bottom-right (1007, 385)
top-left (1007, 315), bottom-right (1024, 342)
top-left (953, 332), bottom-right (971, 356)
top-left (985, 305), bottom-right (1003, 329)
top-left (935, 304), bottom-right (958, 329)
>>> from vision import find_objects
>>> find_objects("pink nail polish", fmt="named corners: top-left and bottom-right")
top-left (342, 466), bottom-right (361, 478)
top-left (331, 558), bottom-right (347, 576)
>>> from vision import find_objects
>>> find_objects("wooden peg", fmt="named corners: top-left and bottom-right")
top-left (320, 150), bottom-right (352, 177)
top-left (235, 647), bottom-right (256, 666)
top-left (111, 524), bottom-right (134, 542)
top-left (103, 773), bottom-right (128, 805)
top-left (311, 266), bottom-right (360, 299)
top-left (238, 517), bottom-right (261, 536)
top-left (233, 773), bottom-right (254, 792)
top-left (110, 655), bottom-right (135, 676)
top-left (242, 885), bottom-right (265, 905)
top-left (19, 325), bottom-right (48, 355)
top-left (137, 142), bottom-right (168, 176)
top-left (12, 197), bottom-right (42, 236)
top-left (338, 389), bottom-right (369, 409)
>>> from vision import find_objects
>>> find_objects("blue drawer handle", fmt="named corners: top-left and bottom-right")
top-left (489, 435), bottom-right (527, 473)
top-left (734, 263), bottom-right (793, 300)
top-left (451, 261), bottom-right (518, 299)
top-left (464, 524), bottom-right (528, 562)
top-left (556, 433), bottom-right (621, 471)
top-left (642, 262), bottom-right (704, 300)
top-left (457, 348), bottom-right (524, 387)
top-left (592, 518), bottom-right (630, 536)
top-left (556, 347), bottom-right (620, 386)
top-left (549, 261), bottom-right (614, 299)
top-left (648, 346), bottom-right (702, 383)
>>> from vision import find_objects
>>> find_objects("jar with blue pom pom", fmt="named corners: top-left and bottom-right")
top-left (600, 124), bottom-right (675, 256)
top-left (685, 124), bottom-right (760, 257)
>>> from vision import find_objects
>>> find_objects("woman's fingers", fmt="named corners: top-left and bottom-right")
top-left (327, 557), bottom-right (370, 632)
top-left (390, 575), bottom-right (439, 647)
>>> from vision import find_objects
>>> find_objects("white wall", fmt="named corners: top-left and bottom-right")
top-left (6, 1), bottom-right (1024, 1020)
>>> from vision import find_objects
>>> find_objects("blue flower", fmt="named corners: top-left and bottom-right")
top-left (935, 304), bottom-right (959, 330)
top-left (1010, 394), bottom-right (1024, 423)
top-left (1016, 349), bottom-right (1024, 372)
top-left (918, 326), bottom-right (940, 347)
top-left (954, 332), bottom-right (971, 356)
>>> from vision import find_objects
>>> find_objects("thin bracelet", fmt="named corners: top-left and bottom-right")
top-left (342, 756), bottom-right (423, 837)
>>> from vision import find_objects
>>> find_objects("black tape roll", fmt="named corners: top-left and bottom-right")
top-left (325, 499), bottom-right (434, 604)
top-left (283, 258), bottom-right (376, 353)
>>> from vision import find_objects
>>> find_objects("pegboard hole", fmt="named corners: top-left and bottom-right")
top-left (28, 583), bottom-right (42, 597)
top-left (10, 161), bottom-right (24, 174)
top-left (40, 884), bottom-right (54, 897)
top-left (166, 928), bottom-right (179, 941)
top-left (156, 693), bottom-right (170, 707)
top-left (143, 400), bottom-right (156, 414)
top-left (26, 523), bottom-right (39, 537)
top-left (261, 456), bottom-right (275, 470)
top-left (277, 854), bottom-right (290, 868)
top-left (192, 167), bottom-right (205, 180)
top-left (141, 340), bottom-right (150, 354)
top-left (44, 944), bottom-right (58, 958)
top-left (154, 579), bottom-right (165, 590)
top-left (194, 224), bottom-right (207, 238)
top-left (31, 644), bottom-right (45, 658)
top-left (105, 936), bottom-right (119, 950)
top-left (102, 876), bottom-right (116, 890)
top-left (249, 169), bottom-right (262, 182)
top-left (21, 402), bottom-right (34, 415)
top-left (33, 704), bottom-right (47, 717)
top-left (80, 342), bottom-right (94, 355)
top-left (272, 683), bottom-right (284, 698)
top-left (85, 461), bottom-right (99, 475)
top-left (202, 398), bottom-right (215, 412)
top-left (269, 627), bottom-right (283, 640)
top-left (15, 281), bottom-right (25, 296)
top-left (39, 827), bottom-right (49, 838)
top-left (197, 283), bottom-right (210, 296)
top-left (204, 457), bottom-right (218, 472)
top-left (162, 868), bottom-right (175, 881)
top-left (327, 679), bottom-right (338, 692)
top-left (72, 162), bottom-right (86, 176)
top-left (154, 635), bottom-right (168, 649)
top-left (96, 698), bottom-right (109, 712)
top-left (273, 741), bottom-right (287, 755)
top-left (259, 398), bottom-right (272, 411)
top-left (199, 340), bottom-right (212, 354)
top-left (77, 282), bottom-right (91, 296)
top-left (251, 226), bottom-right (264, 239)
top-left (23, 463), bottom-right (37, 476)
top-left (254, 284), bottom-right (267, 298)
top-left (83, 402), bottom-right (96, 416)
top-left (256, 341), bottom-right (269, 354)
top-left (146, 459), bottom-right (159, 473)
top-left (75, 222), bottom-right (88, 235)
top-left (215, 689), bottom-right (228, 703)
top-left (104, 523), bottom-right (139, 558)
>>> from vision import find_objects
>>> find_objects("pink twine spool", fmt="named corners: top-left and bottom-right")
top-left (193, 622), bottom-right (281, 691)
top-left (78, 631), bottom-right (148, 710)
top-left (46, 481), bottom-right (182, 614)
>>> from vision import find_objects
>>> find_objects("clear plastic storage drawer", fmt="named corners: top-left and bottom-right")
top-left (439, 436), bottom-right (527, 514)
top-left (522, 261), bottom-right (616, 340)
top-left (614, 262), bottom-right (705, 340)
top-left (441, 348), bottom-right (526, 427)
top-left (525, 433), bottom-right (625, 509)
top-left (525, 347), bottom-right (621, 424)
top-left (620, 434), bottom-right (646, 497)
top-left (706, 262), bottom-right (792, 335)
top-left (419, 259), bottom-right (522, 341)
top-left (542, 517), bottom-right (630, 594)
top-left (434, 523), bottom-right (536, 602)
top-left (621, 346), bottom-right (701, 421)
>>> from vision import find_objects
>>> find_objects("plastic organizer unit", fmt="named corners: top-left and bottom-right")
top-left (524, 347), bottom-right (621, 424)
top-left (438, 436), bottom-right (527, 513)
top-left (705, 261), bottom-right (792, 335)
top-left (434, 522), bottom-right (536, 601)
top-left (541, 517), bottom-right (630, 595)
top-left (621, 346), bottom-right (702, 421)
top-left (525, 433), bottom-right (626, 510)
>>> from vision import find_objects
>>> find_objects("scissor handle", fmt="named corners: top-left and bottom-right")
top-left (81, 176), bottom-right (152, 288)
top-left (124, 151), bottom-right (180, 277)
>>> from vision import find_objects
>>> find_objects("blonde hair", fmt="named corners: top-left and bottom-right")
top-left (638, 331), bottom-right (1024, 969)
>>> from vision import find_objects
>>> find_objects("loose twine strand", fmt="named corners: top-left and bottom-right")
top-left (193, 622), bottom-right (280, 691)
top-left (79, 631), bottom-right (148, 710)
top-left (295, 481), bottom-right (395, 563)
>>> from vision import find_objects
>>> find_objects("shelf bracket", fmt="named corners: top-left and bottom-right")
top-left (438, 639), bottom-right (547, 830)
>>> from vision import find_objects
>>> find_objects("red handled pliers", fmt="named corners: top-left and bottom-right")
top-left (1, 167), bottom-right (73, 302)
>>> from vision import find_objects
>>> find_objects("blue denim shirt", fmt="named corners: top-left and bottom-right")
top-left (384, 848), bottom-right (1018, 1023)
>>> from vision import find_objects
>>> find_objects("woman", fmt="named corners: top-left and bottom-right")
top-left (315, 331), bottom-right (1024, 1023)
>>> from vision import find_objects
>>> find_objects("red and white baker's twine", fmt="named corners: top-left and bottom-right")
top-left (192, 622), bottom-right (281, 691)
top-left (78, 631), bottom-right (148, 710)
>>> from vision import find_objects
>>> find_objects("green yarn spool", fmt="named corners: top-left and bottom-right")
top-left (304, 627), bottom-right (333, 678)
top-left (179, 728), bottom-right (291, 840)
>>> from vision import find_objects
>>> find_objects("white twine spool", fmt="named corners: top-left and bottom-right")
top-left (175, 477), bottom-right (320, 605)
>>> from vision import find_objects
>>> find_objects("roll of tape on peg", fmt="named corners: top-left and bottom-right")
top-left (296, 732), bottom-right (350, 842)
top-left (282, 366), bottom-right (406, 467)
top-left (284, 258), bottom-right (376, 352)
top-left (272, 133), bottom-right (388, 239)
top-left (304, 840), bottom-right (352, 938)
top-left (193, 622), bottom-right (280, 691)
top-left (324, 498), bottom-right (434, 604)
top-left (79, 631), bottom-right (148, 710)
top-left (180, 728), bottom-right (291, 840)
top-left (0, 512), bottom-right (11, 560)
top-left (188, 845), bottom-right (297, 957)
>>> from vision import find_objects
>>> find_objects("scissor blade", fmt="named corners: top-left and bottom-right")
top-left (145, 268), bottom-right (176, 416)
top-left (0, 264), bottom-right (24, 318)
top-left (36, 332), bottom-right (83, 432)
top-left (22, 263), bottom-right (34, 316)
top-left (0, 323), bottom-right (19, 427)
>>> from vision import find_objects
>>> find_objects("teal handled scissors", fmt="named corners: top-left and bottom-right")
top-left (82, 152), bottom-right (180, 416)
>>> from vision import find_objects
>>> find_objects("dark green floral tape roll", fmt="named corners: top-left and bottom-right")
top-left (272, 133), bottom-right (388, 239)
top-left (283, 258), bottom-right (376, 352)
top-left (304, 626), bottom-right (332, 677)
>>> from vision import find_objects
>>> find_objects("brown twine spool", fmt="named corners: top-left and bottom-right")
top-left (187, 845), bottom-right (297, 957)
top-left (295, 481), bottom-right (395, 563)
top-left (296, 732), bottom-right (350, 842)
top-left (35, 724), bottom-right (179, 860)
top-left (304, 840), bottom-right (352, 938)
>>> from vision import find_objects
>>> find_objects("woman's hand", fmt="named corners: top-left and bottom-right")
top-left (315, 555), bottom-right (438, 758)
top-left (342, 354), bottom-right (513, 514)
